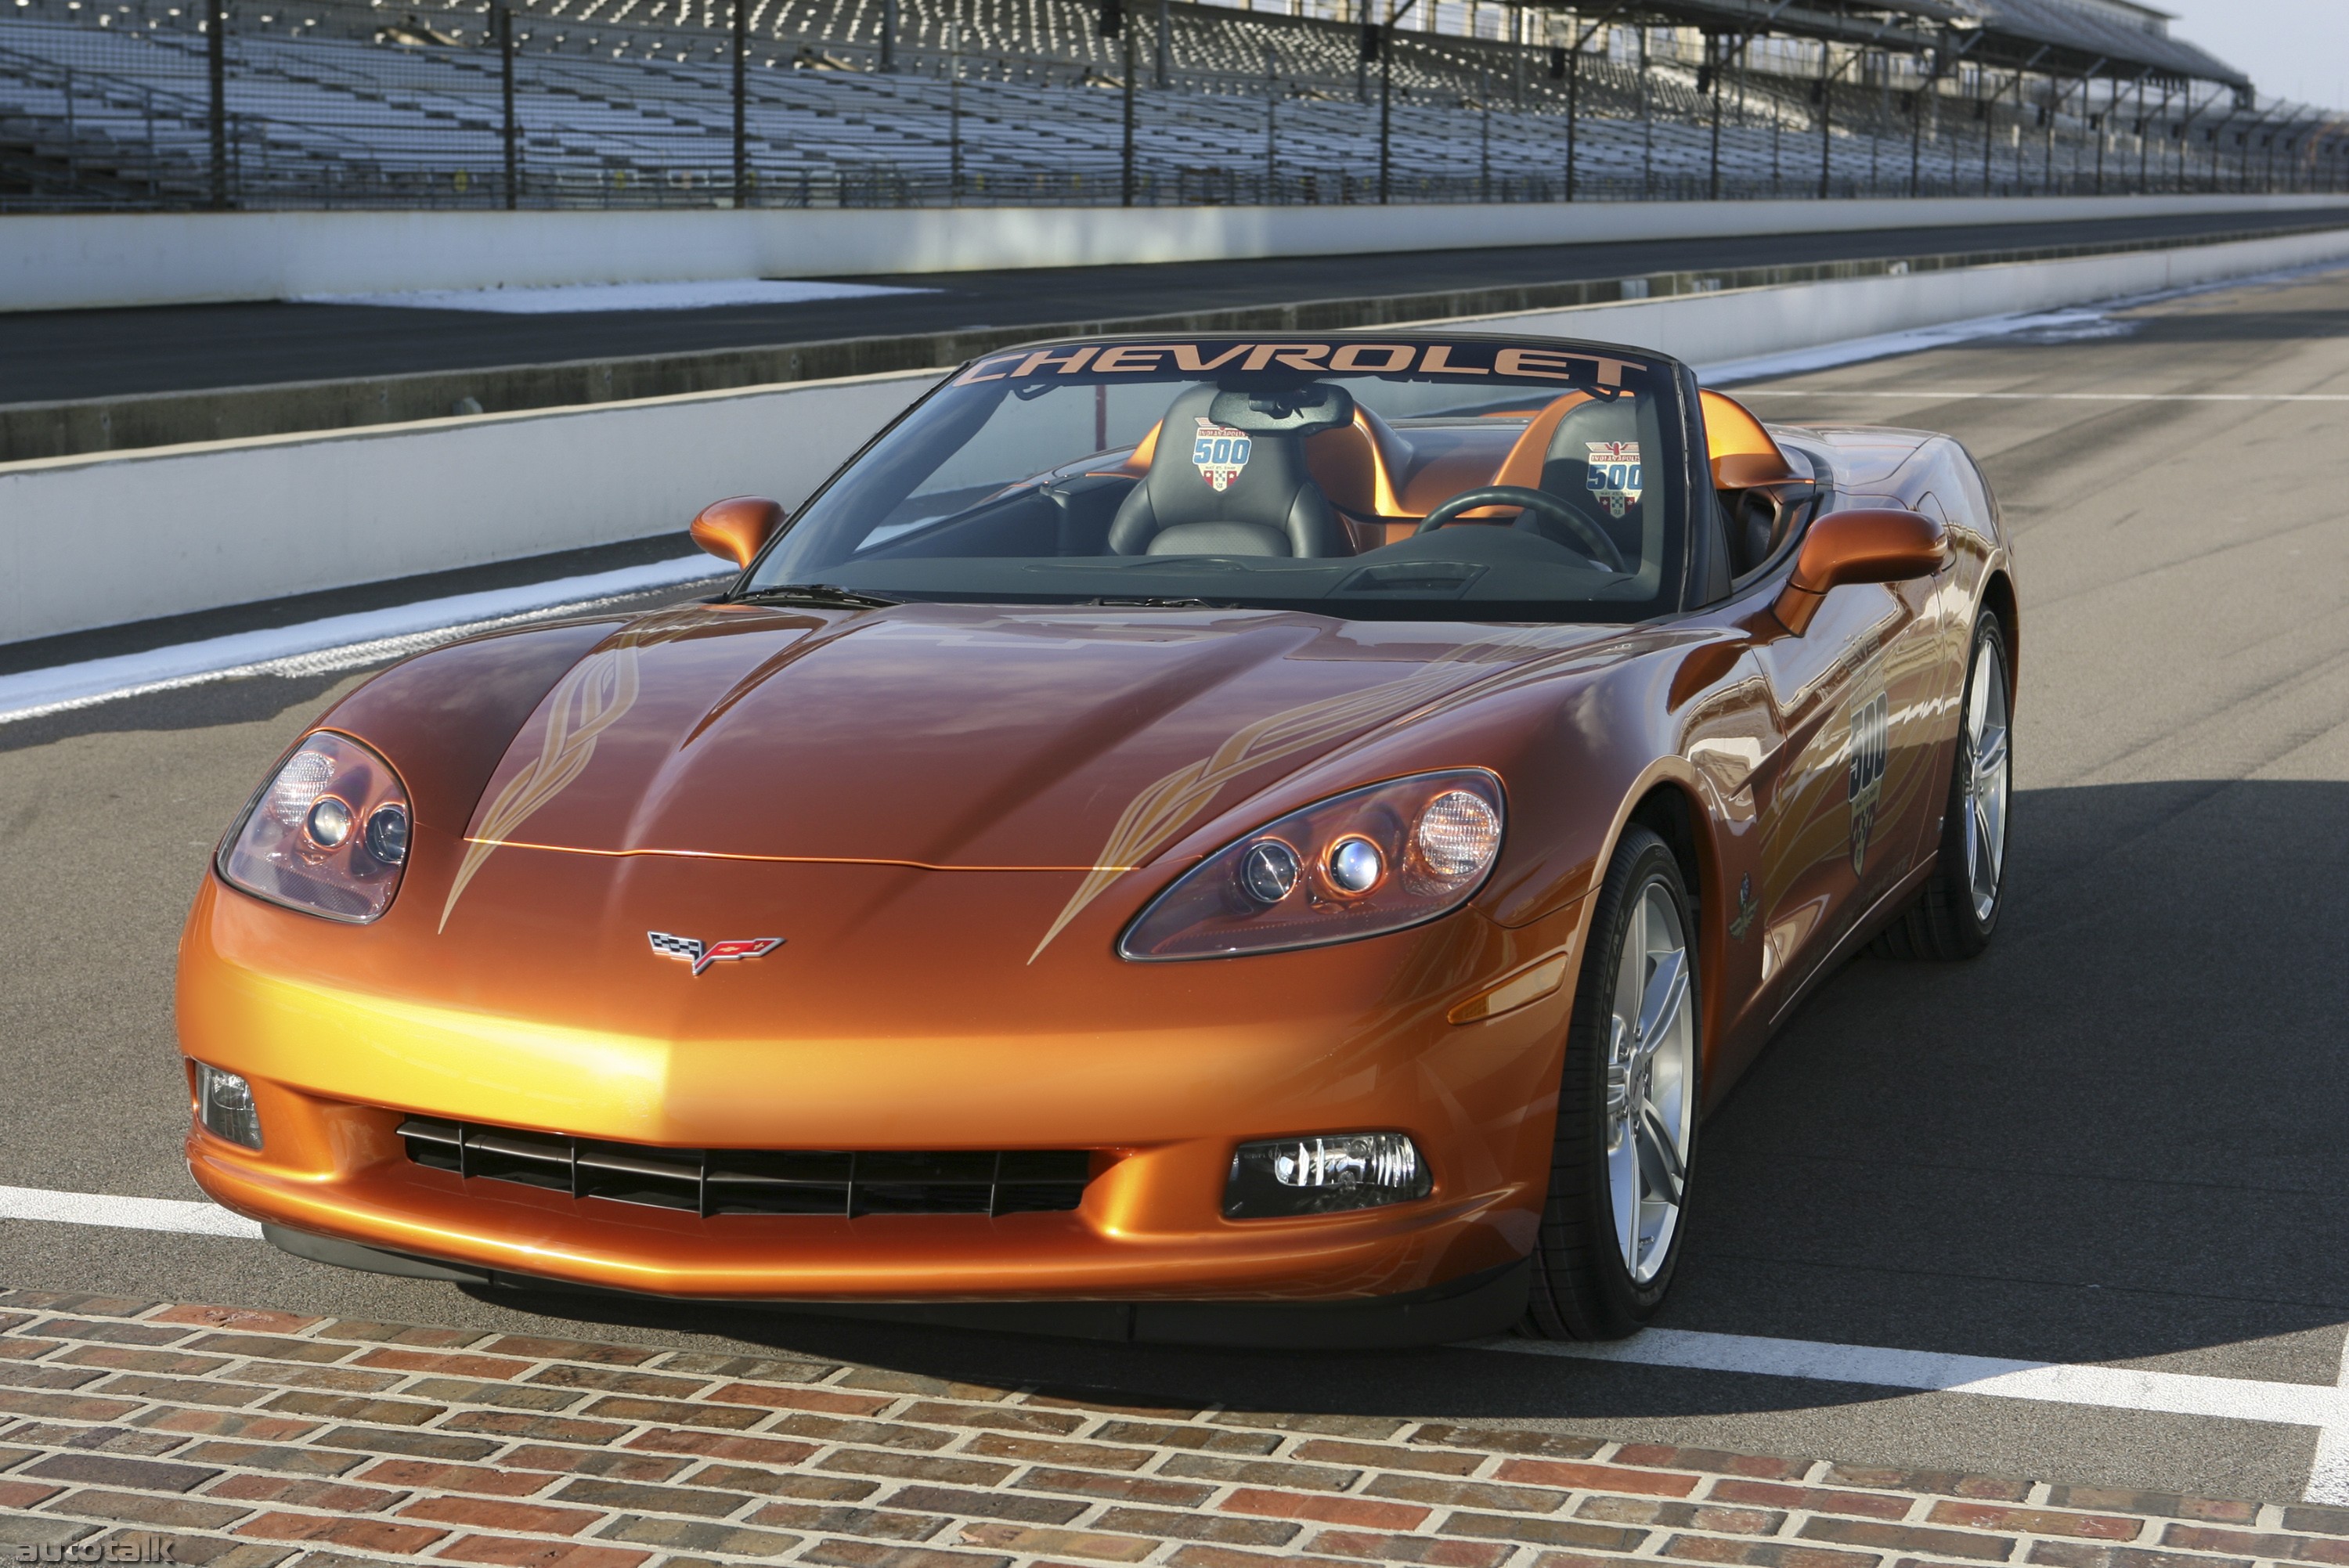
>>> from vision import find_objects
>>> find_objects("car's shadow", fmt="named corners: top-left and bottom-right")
top-left (453, 776), bottom-right (2349, 1419)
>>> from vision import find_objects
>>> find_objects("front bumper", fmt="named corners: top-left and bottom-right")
top-left (179, 869), bottom-right (1585, 1322)
top-left (260, 1222), bottom-right (1533, 1348)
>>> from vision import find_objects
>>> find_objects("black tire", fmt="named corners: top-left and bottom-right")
top-left (1874, 612), bottom-right (2011, 961)
top-left (1521, 826), bottom-right (1701, 1341)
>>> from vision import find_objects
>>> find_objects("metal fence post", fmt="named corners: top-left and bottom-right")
top-left (207, 0), bottom-right (228, 209)
top-left (731, 0), bottom-right (748, 203)
top-left (1979, 66), bottom-right (1994, 193)
top-left (143, 86), bottom-right (159, 199)
top-left (2043, 88), bottom-right (2055, 193)
top-left (1120, 28), bottom-right (1135, 206)
top-left (948, 20), bottom-right (962, 204)
top-left (1265, 47), bottom-right (1279, 204)
top-left (1378, 27), bottom-right (1391, 204)
top-left (1637, 23), bottom-right (1651, 196)
top-left (500, 2), bottom-right (519, 209)
top-left (2093, 98), bottom-right (2105, 191)
top-left (1564, 41), bottom-right (1579, 202)
top-left (1478, 60), bottom-right (1489, 203)
top-left (1705, 34), bottom-right (1721, 200)
top-left (1816, 44), bottom-right (1832, 199)
top-left (1907, 40), bottom-right (1929, 196)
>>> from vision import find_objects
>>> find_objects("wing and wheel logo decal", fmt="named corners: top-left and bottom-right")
top-left (1847, 691), bottom-right (1889, 875)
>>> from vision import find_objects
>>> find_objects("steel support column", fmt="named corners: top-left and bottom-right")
top-left (728, 0), bottom-right (745, 204)
top-left (1120, 27), bottom-right (1136, 204)
top-left (207, 0), bottom-right (227, 209)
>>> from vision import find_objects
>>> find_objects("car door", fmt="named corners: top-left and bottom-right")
top-left (1745, 518), bottom-right (1945, 1013)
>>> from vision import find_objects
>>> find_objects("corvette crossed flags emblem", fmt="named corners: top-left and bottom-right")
top-left (648, 931), bottom-right (784, 976)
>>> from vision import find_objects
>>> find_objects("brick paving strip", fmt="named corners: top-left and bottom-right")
top-left (0, 1289), bottom-right (2335, 1568)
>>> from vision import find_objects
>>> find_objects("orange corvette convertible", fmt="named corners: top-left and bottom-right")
top-left (178, 331), bottom-right (2015, 1346)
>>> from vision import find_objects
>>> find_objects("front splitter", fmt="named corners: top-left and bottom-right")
top-left (262, 1221), bottom-right (1529, 1350)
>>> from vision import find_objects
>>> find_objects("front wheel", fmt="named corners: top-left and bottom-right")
top-left (1875, 612), bottom-right (2011, 961)
top-left (1521, 826), bottom-right (1700, 1340)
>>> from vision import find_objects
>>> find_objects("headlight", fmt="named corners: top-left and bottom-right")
top-left (218, 732), bottom-right (411, 923)
top-left (1118, 770), bottom-right (1503, 961)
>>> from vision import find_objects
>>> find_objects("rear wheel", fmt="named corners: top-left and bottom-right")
top-left (1521, 827), bottom-right (1699, 1340)
top-left (1875, 613), bottom-right (2011, 961)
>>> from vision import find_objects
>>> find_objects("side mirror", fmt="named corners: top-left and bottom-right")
top-left (690, 496), bottom-right (786, 569)
top-left (1773, 507), bottom-right (1947, 635)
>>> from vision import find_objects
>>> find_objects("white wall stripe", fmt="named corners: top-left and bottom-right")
top-left (1690, 254), bottom-right (2349, 388)
top-left (0, 551), bottom-right (729, 726)
top-left (0, 1184), bottom-right (262, 1238)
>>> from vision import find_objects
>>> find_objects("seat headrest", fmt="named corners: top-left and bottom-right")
top-left (1142, 387), bottom-right (1315, 526)
top-left (1541, 397), bottom-right (1647, 528)
top-left (1107, 385), bottom-right (1349, 558)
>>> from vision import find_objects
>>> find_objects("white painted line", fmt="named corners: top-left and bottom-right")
top-left (3, 1173), bottom-right (2342, 1499)
top-left (0, 552), bottom-right (730, 726)
top-left (1492, 1327), bottom-right (2349, 1504)
top-left (2305, 1341), bottom-right (2349, 1505)
top-left (297, 278), bottom-right (934, 313)
top-left (1733, 390), bottom-right (2349, 402)
top-left (0, 1185), bottom-right (262, 1239)
top-left (1486, 1326), bottom-right (2347, 1429)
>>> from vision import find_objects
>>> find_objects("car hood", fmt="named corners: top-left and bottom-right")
top-left (438, 600), bottom-right (1623, 911)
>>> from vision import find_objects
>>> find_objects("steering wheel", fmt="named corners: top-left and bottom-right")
top-left (1414, 486), bottom-right (1629, 574)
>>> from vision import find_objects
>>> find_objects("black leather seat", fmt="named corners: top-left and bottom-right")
top-left (1108, 387), bottom-right (1350, 558)
top-left (1535, 397), bottom-right (1647, 565)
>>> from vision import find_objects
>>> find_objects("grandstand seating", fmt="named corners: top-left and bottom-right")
top-left (0, 0), bottom-right (2280, 210)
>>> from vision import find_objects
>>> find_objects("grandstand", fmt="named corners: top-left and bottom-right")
top-left (0, 0), bottom-right (2336, 210)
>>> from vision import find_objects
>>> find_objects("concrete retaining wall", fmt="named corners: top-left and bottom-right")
top-left (7, 193), bottom-right (2349, 312)
top-left (7, 219), bottom-right (2348, 647)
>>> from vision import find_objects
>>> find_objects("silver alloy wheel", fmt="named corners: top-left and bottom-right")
top-left (1604, 881), bottom-right (1695, 1285)
top-left (1961, 638), bottom-right (2012, 923)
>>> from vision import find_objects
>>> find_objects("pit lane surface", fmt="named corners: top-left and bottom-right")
top-left (6, 207), bottom-right (2347, 403)
top-left (4, 264), bottom-right (2349, 1507)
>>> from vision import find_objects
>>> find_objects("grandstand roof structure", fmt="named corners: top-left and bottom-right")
top-left (1535, 0), bottom-right (2249, 92)
top-left (1957, 0), bottom-right (2249, 89)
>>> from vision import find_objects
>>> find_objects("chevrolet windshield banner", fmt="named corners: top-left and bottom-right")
top-left (951, 340), bottom-right (1651, 388)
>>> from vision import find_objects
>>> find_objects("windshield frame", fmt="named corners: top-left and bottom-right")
top-left (730, 330), bottom-right (1711, 625)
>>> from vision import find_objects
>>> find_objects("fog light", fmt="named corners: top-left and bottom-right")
top-left (194, 1063), bottom-right (262, 1150)
top-left (1224, 1132), bottom-right (1429, 1218)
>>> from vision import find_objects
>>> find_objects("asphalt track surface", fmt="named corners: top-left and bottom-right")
top-left (5, 264), bottom-right (2349, 1506)
top-left (8, 207), bottom-right (2349, 402)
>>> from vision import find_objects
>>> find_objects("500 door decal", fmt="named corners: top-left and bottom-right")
top-left (1847, 690), bottom-right (1889, 875)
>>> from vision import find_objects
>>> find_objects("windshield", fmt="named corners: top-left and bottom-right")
top-left (745, 334), bottom-right (1693, 621)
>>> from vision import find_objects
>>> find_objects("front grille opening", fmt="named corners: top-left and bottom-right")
top-left (399, 1116), bottom-right (1092, 1218)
